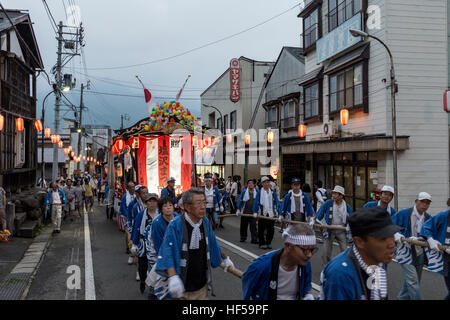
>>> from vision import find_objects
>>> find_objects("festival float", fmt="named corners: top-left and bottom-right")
top-left (111, 101), bottom-right (212, 196)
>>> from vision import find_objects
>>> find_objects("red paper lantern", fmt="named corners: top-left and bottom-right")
top-left (68, 145), bottom-right (72, 152)
top-left (16, 117), bottom-right (24, 132)
top-left (298, 124), bottom-right (306, 138)
top-left (56, 134), bottom-right (61, 143)
top-left (51, 134), bottom-right (57, 144)
top-left (58, 141), bottom-right (63, 148)
top-left (267, 130), bottom-right (274, 143)
top-left (64, 148), bottom-right (69, 155)
top-left (340, 108), bottom-right (349, 126)
top-left (227, 134), bottom-right (233, 144)
top-left (0, 114), bottom-right (4, 131)
top-left (245, 134), bottom-right (251, 145)
top-left (34, 120), bottom-right (43, 131)
top-left (115, 139), bottom-right (125, 152)
top-left (45, 128), bottom-right (51, 138)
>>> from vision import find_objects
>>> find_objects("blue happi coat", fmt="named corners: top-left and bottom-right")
top-left (363, 201), bottom-right (396, 216)
top-left (151, 213), bottom-right (179, 255)
top-left (319, 248), bottom-right (365, 300)
top-left (280, 191), bottom-right (315, 219)
top-left (252, 189), bottom-right (281, 215)
top-left (128, 199), bottom-right (144, 234)
top-left (155, 214), bottom-right (223, 276)
top-left (242, 249), bottom-right (312, 300)
top-left (237, 188), bottom-right (256, 211)
top-left (316, 200), bottom-right (353, 225)
top-left (392, 208), bottom-right (431, 238)
top-left (119, 193), bottom-right (130, 217)
top-left (420, 210), bottom-right (450, 244)
top-left (44, 189), bottom-right (68, 206)
top-left (131, 208), bottom-right (160, 256)
top-left (160, 187), bottom-right (177, 204)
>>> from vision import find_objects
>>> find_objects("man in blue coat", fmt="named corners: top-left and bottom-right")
top-left (45, 182), bottom-right (68, 234)
top-left (315, 185), bottom-right (353, 264)
top-left (319, 206), bottom-right (401, 300)
top-left (281, 178), bottom-right (314, 223)
top-left (236, 179), bottom-right (258, 243)
top-left (202, 176), bottom-right (222, 229)
top-left (160, 177), bottom-right (177, 208)
top-left (128, 185), bottom-right (147, 278)
top-left (242, 223), bottom-right (316, 300)
top-left (252, 176), bottom-right (281, 250)
top-left (120, 182), bottom-right (136, 262)
top-left (420, 208), bottom-right (450, 300)
top-left (363, 185), bottom-right (396, 216)
top-left (391, 192), bottom-right (432, 300)
top-left (155, 188), bottom-right (234, 300)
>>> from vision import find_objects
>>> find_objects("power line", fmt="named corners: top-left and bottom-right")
top-left (76, 4), bottom-right (300, 71)
top-left (42, 0), bottom-right (58, 34)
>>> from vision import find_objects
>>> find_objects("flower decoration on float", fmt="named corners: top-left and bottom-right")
top-left (147, 101), bottom-right (197, 132)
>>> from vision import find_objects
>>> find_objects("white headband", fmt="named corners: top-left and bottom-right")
top-left (282, 231), bottom-right (316, 246)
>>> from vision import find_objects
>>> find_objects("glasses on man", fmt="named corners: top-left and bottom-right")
top-left (295, 246), bottom-right (319, 255)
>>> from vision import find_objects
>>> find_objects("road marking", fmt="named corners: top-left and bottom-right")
top-left (84, 211), bottom-right (96, 300)
top-left (216, 236), bottom-right (321, 293)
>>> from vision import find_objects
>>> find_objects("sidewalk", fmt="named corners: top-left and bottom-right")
top-left (0, 223), bottom-right (53, 300)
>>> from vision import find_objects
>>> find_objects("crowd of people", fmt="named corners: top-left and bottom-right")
top-left (111, 172), bottom-right (449, 301)
top-left (42, 172), bottom-right (109, 234)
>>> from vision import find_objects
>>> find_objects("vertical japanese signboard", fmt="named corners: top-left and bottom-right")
top-left (230, 58), bottom-right (240, 103)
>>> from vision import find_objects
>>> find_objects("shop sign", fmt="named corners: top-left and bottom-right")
top-left (230, 58), bottom-right (240, 103)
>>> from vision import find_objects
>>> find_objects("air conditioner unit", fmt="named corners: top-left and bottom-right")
top-left (322, 120), bottom-right (340, 138)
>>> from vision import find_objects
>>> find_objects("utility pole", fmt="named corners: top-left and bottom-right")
top-left (52, 21), bottom-right (63, 182)
top-left (121, 114), bottom-right (124, 130)
top-left (77, 83), bottom-right (84, 170)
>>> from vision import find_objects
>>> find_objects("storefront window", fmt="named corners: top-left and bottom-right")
top-left (344, 166), bottom-right (353, 197)
top-left (354, 167), bottom-right (366, 199)
top-left (334, 165), bottom-right (343, 187)
top-left (368, 167), bottom-right (378, 195)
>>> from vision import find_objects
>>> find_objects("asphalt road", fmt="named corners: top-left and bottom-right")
top-left (25, 203), bottom-right (448, 300)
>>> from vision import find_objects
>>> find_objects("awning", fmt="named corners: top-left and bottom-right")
top-left (282, 135), bottom-right (410, 154)
top-left (297, 67), bottom-right (323, 86)
top-left (324, 43), bottom-right (370, 74)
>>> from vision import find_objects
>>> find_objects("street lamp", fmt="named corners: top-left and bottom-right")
top-left (40, 84), bottom-right (58, 188)
top-left (350, 29), bottom-right (399, 211)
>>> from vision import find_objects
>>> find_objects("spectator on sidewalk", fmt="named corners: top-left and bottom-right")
top-left (129, 185), bottom-right (148, 281)
top-left (44, 182), bottom-right (67, 234)
top-left (242, 223), bottom-right (316, 300)
top-left (74, 179), bottom-right (84, 219)
top-left (84, 178), bottom-right (94, 213)
top-left (63, 179), bottom-right (76, 221)
top-left (236, 179), bottom-right (258, 244)
top-left (314, 181), bottom-right (327, 212)
top-left (156, 188), bottom-right (234, 300)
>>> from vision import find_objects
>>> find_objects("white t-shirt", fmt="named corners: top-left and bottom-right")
top-left (332, 201), bottom-right (347, 226)
top-left (276, 265), bottom-right (299, 300)
top-left (205, 186), bottom-right (215, 209)
top-left (52, 191), bottom-right (62, 204)
top-left (231, 182), bottom-right (238, 197)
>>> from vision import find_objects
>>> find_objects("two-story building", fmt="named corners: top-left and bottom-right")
top-left (288, 0), bottom-right (448, 212)
top-left (263, 46), bottom-right (307, 194)
top-left (0, 9), bottom-right (44, 192)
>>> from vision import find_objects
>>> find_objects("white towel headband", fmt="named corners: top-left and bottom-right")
top-left (282, 231), bottom-right (316, 246)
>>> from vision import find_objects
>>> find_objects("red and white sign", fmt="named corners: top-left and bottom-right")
top-left (230, 58), bottom-right (240, 103)
top-left (137, 135), bottom-right (192, 195)
top-left (444, 89), bottom-right (450, 113)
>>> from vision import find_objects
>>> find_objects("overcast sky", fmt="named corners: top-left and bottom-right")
top-left (6, 0), bottom-right (303, 130)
